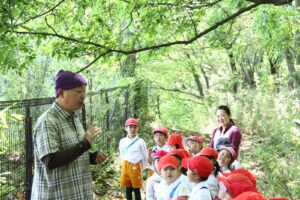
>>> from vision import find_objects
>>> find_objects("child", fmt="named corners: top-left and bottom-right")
top-left (168, 133), bottom-right (189, 157)
top-left (119, 118), bottom-right (148, 200)
top-left (216, 138), bottom-right (240, 170)
top-left (167, 149), bottom-right (193, 190)
top-left (147, 127), bottom-right (170, 176)
top-left (157, 155), bottom-right (191, 200)
top-left (187, 156), bottom-right (214, 200)
top-left (199, 147), bottom-right (220, 199)
top-left (217, 169), bottom-right (258, 199)
top-left (217, 146), bottom-right (237, 173)
top-left (145, 150), bottom-right (168, 200)
top-left (183, 135), bottom-right (203, 157)
top-left (231, 191), bottom-right (266, 200)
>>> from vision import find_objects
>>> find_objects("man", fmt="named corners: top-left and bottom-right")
top-left (31, 70), bottom-right (107, 200)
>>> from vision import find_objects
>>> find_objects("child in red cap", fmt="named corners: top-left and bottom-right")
top-left (146, 150), bottom-right (168, 200)
top-left (168, 133), bottom-right (190, 158)
top-left (147, 127), bottom-right (170, 176)
top-left (187, 156), bottom-right (214, 200)
top-left (119, 118), bottom-right (148, 200)
top-left (217, 169), bottom-right (258, 199)
top-left (183, 135), bottom-right (203, 157)
top-left (217, 146), bottom-right (237, 173)
top-left (157, 155), bottom-right (191, 200)
top-left (199, 147), bottom-right (220, 199)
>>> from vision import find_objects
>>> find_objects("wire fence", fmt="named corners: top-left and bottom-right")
top-left (0, 87), bottom-right (130, 200)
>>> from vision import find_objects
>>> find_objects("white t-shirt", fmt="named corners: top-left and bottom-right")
top-left (206, 173), bottom-right (219, 199)
top-left (146, 173), bottom-right (162, 200)
top-left (190, 181), bottom-right (212, 200)
top-left (119, 135), bottom-right (148, 168)
top-left (156, 175), bottom-right (191, 200)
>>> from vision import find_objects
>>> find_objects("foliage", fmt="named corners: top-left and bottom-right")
top-left (91, 153), bottom-right (123, 199)
top-left (0, 0), bottom-right (299, 199)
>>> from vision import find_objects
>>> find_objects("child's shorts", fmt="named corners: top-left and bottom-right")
top-left (120, 160), bottom-right (142, 188)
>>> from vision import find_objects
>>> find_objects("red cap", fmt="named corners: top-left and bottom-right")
top-left (181, 157), bottom-right (189, 169)
top-left (199, 147), bottom-right (218, 159)
top-left (231, 191), bottom-right (266, 200)
top-left (219, 145), bottom-right (237, 160)
top-left (218, 173), bottom-right (257, 198)
top-left (159, 155), bottom-right (179, 169)
top-left (228, 169), bottom-right (257, 187)
top-left (153, 127), bottom-right (168, 137)
top-left (153, 150), bottom-right (168, 160)
top-left (167, 134), bottom-right (184, 149)
top-left (187, 156), bottom-right (214, 177)
top-left (167, 149), bottom-right (189, 160)
top-left (184, 136), bottom-right (203, 146)
top-left (269, 198), bottom-right (289, 200)
top-left (125, 118), bottom-right (139, 126)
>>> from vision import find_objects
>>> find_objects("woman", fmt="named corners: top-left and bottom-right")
top-left (209, 105), bottom-right (241, 158)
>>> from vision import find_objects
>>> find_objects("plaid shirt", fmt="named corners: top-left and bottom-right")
top-left (31, 102), bottom-right (92, 200)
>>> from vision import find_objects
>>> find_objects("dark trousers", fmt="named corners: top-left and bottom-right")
top-left (125, 187), bottom-right (141, 200)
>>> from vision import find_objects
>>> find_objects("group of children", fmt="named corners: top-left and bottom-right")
top-left (119, 118), bottom-right (287, 200)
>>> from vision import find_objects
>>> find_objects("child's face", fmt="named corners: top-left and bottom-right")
top-left (187, 140), bottom-right (202, 155)
top-left (187, 169), bottom-right (200, 183)
top-left (154, 132), bottom-right (167, 146)
top-left (217, 149), bottom-right (232, 168)
top-left (160, 166), bottom-right (181, 185)
top-left (125, 125), bottom-right (139, 138)
top-left (154, 159), bottom-right (160, 175)
top-left (216, 109), bottom-right (231, 127)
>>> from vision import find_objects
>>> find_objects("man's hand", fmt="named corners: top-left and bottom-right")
top-left (84, 123), bottom-right (101, 144)
top-left (95, 151), bottom-right (107, 164)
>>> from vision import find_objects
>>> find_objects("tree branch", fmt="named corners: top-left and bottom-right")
top-left (18, 0), bottom-right (66, 25)
top-left (12, 2), bottom-right (265, 73)
top-left (12, 30), bottom-right (109, 49)
top-left (76, 51), bottom-right (112, 73)
top-left (149, 85), bottom-right (202, 99)
top-left (246, 0), bottom-right (293, 5)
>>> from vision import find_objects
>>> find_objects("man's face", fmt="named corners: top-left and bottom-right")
top-left (60, 86), bottom-right (86, 112)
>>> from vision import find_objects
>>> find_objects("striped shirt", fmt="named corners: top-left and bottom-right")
top-left (31, 102), bottom-right (93, 200)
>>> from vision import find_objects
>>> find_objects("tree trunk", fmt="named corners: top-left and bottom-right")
top-left (268, 54), bottom-right (280, 92)
top-left (199, 65), bottom-right (210, 89)
top-left (295, 0), bottom-right (300, 64)
top-left (285, 47), bottom-right (300, 89)
top-left (190, 65), bottom-right (204, 98)
top-left (227, 50), bottom-right (238, 93)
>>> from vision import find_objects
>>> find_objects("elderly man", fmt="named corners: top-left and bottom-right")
top-left (31, 70), bottom-right (106, 200)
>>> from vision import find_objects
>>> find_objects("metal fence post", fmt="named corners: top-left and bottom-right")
top-left (82, 103), bottom-right (87, 131)
top-left (24, 106), bottom-right (33, 200)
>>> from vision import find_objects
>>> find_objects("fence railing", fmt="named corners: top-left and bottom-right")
top-left (0, 86), bottom-right (129, 200)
